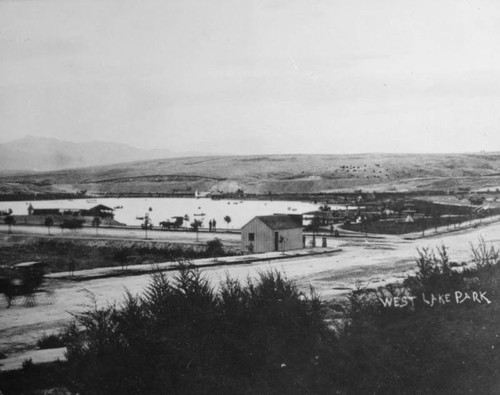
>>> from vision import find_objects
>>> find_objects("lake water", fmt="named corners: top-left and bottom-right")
top-left (0, 198), bottom-right (349, 229)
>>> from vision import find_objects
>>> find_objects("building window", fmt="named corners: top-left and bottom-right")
top-left (249, 233), bottom-right (255, 242)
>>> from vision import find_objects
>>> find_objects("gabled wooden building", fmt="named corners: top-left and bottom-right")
top-left (31, 204), bottom-right (114, 218)
top-left (241, 215), bottom-right (303, 253)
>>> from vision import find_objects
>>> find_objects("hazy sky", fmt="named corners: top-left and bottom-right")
top-left (2, 0), bottom-right (500, 155)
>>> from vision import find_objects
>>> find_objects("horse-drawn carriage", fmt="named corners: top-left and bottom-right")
top-left (159, 216), bottom-right (184, 230)
top-left (0, 261), bottom-right (55, 308)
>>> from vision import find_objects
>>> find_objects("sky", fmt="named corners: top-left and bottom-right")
top-left (1, 0), bottom-right (500, 155)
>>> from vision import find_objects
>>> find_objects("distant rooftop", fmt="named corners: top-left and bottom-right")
top-left (32, 203), bottom-right (114, 211)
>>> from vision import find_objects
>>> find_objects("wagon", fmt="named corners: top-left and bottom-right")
top-left (0, 261), bottom-right (56, 308)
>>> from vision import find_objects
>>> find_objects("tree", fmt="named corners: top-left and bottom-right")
top-left (421, 217), bottom-right (427, 236)
top-left (142, 213), bottom-right (153, 239)
top-left (4, 215), bottom-right (15, 234)
top-left (44, 216), bottom-right (54, 235)
top-left (92, 216), bottom-right (101, 236)
top-left (361, 216), bottom-right (369, 237)
top-left (173, 217), bottom-right (184, 228)
top-left (190, 219), bottom-right (202, 231)
top-left (224, 215), bottom-right (232, 230)
top-left (190, 219), bottom-right (202, 241)
top-left (432, 209), bottom-right (441, 233)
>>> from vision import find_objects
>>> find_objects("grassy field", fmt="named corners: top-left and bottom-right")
top-left (342, 215), bottom-right (470, 235)
top-left (0, 237), bottom-right (232, 273)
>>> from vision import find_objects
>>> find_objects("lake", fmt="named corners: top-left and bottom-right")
top-left (0, 198), bottom-right (350, 229)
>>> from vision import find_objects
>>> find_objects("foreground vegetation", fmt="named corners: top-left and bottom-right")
top-left (2, 241), bottom-right (500, 394)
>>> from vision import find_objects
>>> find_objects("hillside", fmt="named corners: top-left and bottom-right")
top-left (2, 152), bottom-right (500, 196)
top-left (0, 136), bottom-right (211, 172)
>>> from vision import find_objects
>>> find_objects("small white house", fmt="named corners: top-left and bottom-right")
top-left (241, 215), bottom-right (303, 253)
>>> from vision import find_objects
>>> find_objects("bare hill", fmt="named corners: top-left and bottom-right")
top-left (0, 136), bottom-right (210, 172)
top-left (3, 152), bottom-right (500, 196)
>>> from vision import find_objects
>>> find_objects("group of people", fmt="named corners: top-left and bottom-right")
top-left (208, 219), bottom-right (217, 232)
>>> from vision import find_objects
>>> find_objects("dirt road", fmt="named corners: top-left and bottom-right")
top-left (1, 220), bottom-right (500, 358)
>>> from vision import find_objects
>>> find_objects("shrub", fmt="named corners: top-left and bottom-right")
top-left (403, 245), bottom-right (465, 294)
top-left (470, 237), bottom-right (500, 269)
top-left (36, 332), bottom-right (66, 349)
top-left (336, 241), bottom-right (500, 394)
top-left (22, 358), bottom-right (34, 372)
top-left (8, 243), bottom-right (500, 394)
top-left (205, 238), bottom-right (224, 257)
top-left (64, 267), bottom-right (330, 395)
top-left (60, 218), bottom-right (85, 230)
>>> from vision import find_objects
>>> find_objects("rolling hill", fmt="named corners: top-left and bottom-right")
top-left (2, 152), bottom-right (500, 196)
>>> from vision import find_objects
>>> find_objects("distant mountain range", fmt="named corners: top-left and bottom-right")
top-left (0, 136), bottom-right (213, 172)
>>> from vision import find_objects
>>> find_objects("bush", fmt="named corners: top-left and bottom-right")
top-left (205, 238), bottom-right (224, 257)
top-left (403, 245), bottom-right (466, 294)
top-left (470, 237), bottom-right (500, 269)
top-left (323, 240), bottom-right (500, 394)
top-left (36, 332), bottom-right (66, 349)
top-left (22, 358), bottom-right (34, 372)
top-left (60, 218), bottom-right (85, 230)
top-left (55, 242), bottom-right (500, 394)
top-left (64, 268), bottom-right (330, 395)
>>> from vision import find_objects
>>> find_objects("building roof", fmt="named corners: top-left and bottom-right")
top-left (87, 204), bottom-right (114, 211)
top-left (33, 204), bottom-right (114, 212)
top-left (252, 215), bottom-right (302, 230)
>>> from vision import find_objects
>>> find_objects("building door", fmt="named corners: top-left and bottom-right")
top-left (274, 232), bottom-right (279, 251)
